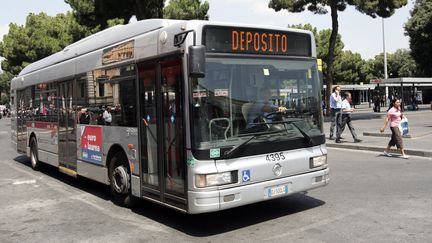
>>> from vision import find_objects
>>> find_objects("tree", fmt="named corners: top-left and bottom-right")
top-left (289, 24), bottom-right (344, 84)
top-left (333, 51), bottom-right (366, 84)
top-left (388, 49), bottom-right (418, 77)
top-left (368, 49), bottom-right (418, 79)
top-left (164, 0), bottom-right (209, 20)
top-left (405, 0), bottom-right (432, 76)
top-left (316, 29), bottom-right (344, 80)
top-left (66, 0), bottom-right (165, 30)
top-left (0, 13), bottom-right (89, 94)
top-left (66, 0), bottom-right (209, 30)
top-left (288, 24), bottom-right (318, 37)
top-left (269, 0), bottom-right (407, 115)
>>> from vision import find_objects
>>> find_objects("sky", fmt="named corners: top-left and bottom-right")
top-left (0, 0), bottom-right (414, 61)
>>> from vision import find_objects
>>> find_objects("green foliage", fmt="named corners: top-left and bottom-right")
top-left (65, 0), bottom-right (165, 30)
top-left (289, 24), bottom-right (344, 81)
top-left (388, 49), bottom-right (418, 77)
top-left (269, 0), bottom-right (407, 115)
top-left (288, 24), bottom-right (317, 36)
top-left (0, 94), bottom-right (10, 105)
top-left (0, 71), bottom-right (13, 96)
top-left (367, 49), bottom-right (418, 79)
top-left (66, 0), bottom-right (209, 29)
top-left (0, 12), bottom-right (89, 96)
top-left (316, 29), bottom-right (344, 64)
top-left (164, 0), bottom-right (209, 20)
top-left (405, 0), bottom-right (432, 76)
top-left (107, 18), bottom-right (125, 28)
top-left (353, 0), bottom-right (408, 18)
top-left (333, 51), bottom-right (366, 84)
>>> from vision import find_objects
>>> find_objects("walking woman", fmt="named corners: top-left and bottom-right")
top-left (380, 98), bottom-right (409, 159)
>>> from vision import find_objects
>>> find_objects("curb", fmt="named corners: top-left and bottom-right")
top-left (363, 132), bottom-right (413, 139)
top-left (363, 131), bottom-right (432, 139)
top-left (326, 143), bottom-right (432, 158)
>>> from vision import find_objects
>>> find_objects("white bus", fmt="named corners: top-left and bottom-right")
top-left (10, 19), bottom-right (329, 214)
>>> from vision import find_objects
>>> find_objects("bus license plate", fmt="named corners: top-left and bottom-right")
top-left (264, 184), bottom-right (289, 199)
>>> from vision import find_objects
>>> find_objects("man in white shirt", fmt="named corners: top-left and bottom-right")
top-left (329, 85), bottom-right (342, 139)
top-left (103, 106), bottom-right (112, 125)
top-left (336, 92), bottom-right (362, 143)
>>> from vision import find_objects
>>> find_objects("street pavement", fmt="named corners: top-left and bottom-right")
top-left (1, 111), bottom-right (432, 242)
top-left (324, 103), bottom-right (432, 158)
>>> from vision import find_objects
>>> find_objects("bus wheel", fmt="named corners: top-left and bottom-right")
top-left (109, 152), bottom-right (136, 207)
top-left (30, 137), bottom-right (40, 170)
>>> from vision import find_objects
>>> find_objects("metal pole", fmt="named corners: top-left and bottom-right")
top-left (382, 18), bottom-right (388, 80)
top-left (382, 18), bottom-right (389, 106)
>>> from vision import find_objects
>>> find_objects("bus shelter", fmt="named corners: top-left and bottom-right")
top-left (380, 77), bottom-right (432, 110)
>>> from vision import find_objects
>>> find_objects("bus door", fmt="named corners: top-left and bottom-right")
top-left (16, 90), bottom-right (28, 153)
top-left (58, 80), bottom-right (77, 174)
top-left (139, 58), bottom-right (186, 210)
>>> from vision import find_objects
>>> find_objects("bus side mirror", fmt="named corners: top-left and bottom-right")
top-left (189, 45), bottom-right (206, 78)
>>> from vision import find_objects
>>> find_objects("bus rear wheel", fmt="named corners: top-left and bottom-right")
top-left (109, 151), bottom-right (136, 207)
top-left (30, 137), bottom-right (40, 171)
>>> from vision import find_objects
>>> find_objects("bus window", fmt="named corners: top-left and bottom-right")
top-left (90, 65), bottom-right (137, 127)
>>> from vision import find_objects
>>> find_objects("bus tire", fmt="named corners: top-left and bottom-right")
top-left (30, 137), bottom-right (41, 171)
top-left (109, 151), bottom-right (136, 208)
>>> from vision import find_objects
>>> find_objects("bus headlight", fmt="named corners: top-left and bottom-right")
top-left (310, 155), bottom-right (327, 168)
top-left (195, 171), bottom-right (237, 188)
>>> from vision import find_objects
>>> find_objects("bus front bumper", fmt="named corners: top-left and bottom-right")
top-left (187, 168), bottom-right (329, 214)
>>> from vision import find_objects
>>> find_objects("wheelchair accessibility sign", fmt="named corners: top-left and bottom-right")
top-left (242, 170), bottom-right (251, 182)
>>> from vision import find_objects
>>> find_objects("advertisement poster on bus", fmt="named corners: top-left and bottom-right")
top-left (80, 126), bottom-right (103, 164)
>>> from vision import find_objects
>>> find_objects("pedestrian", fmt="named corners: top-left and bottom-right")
top-left (329, 85), bottom-right (342, 140)
top-left (380, 97), bottom-right (409, 159)
top-left (373, 96), bottom-right (380, 112)
top-left (103, 106), bottom-right (112, 125)
top-left (335, 92), bottom-right (362, 143)
top-left (79, 108), bottom-right (91, 124)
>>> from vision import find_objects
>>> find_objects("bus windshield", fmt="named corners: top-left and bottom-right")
top-left (190, 57), bottom-right (323, 150)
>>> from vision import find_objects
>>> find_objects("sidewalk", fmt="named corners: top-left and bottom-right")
top-left (324, 103), bottom-right (432, 158)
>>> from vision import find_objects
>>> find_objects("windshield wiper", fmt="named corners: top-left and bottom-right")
top-left (290, 122), bottom-right (314, 146)
top-left (263, 119), bottom-right (314, 146)
top-left (222, 131), bottom-right (281, 159)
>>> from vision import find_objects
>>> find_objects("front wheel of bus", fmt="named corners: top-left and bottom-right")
top-left (109, 152), bottom-right (136, 208)
top-left (30, 137), bottom-right (40, 171)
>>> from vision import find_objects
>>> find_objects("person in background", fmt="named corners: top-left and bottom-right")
top-left (103, 106), bottom-right (112, 125)
top-left (329, 85), bottom-right (342, 140)
top-left (79, 109), bottom-right (90, 124)
top-left (335, 92), bottom-right (362, 143)
top-left (411, 95), bottom-right (418, 110)
top-left (380, 98), bottom-right (409, 159)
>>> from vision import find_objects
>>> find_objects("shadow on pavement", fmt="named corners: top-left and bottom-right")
top-left (14, 155), bottom-right (325, 237)
top-left (13, 155), bottom-right (111, 202)
top-left (131, 192), bottom-right (325, 237)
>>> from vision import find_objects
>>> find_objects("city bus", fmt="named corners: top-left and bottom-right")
top-left (10, 19), bottom-right (329, 214)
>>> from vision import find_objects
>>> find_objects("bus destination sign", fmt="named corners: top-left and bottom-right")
top-left (102, 40), bottom-right (134, 65)
top-left (203, 26), bottom-right (312, 56)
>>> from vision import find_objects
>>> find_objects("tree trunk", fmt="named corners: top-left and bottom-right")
top-left (325, 3), bottom-right (339, 116)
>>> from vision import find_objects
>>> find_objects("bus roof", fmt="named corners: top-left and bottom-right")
top-left (19, 19), bottom-right (184, 76)
top-left (11, 19), bottom-right (315, 90)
